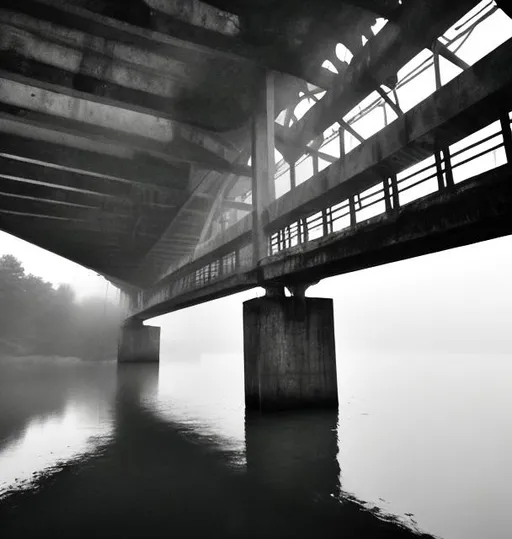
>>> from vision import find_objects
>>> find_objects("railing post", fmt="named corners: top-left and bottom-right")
top-left (390, 174), bottom-right (400, 210)
top-left (434, 150), bottom-right (445, 191)
top-left (349, 196), bottom-right (356, 227)
top-left (383, 177), bottom-right (392, 214)
top-left (252, 70), bottom-right (275, 265)
top-left (301, 217), bottom-right (309, 243)
top-left (500, 112), bottom-right (512, 163)
top-left (443, 148), bottom-right (455, 189)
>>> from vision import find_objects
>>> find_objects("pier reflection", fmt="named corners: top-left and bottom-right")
top-left (1, 359), bottom-right (433, 539)
top-left (245, 410), bottom-right (340, 503)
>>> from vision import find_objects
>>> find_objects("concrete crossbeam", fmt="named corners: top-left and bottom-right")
top-left (2, 0), bottom-right (333, 88)
top-left (0, 132), bottom-right (189, 192)
top-left (0, 155), bottom-right (184, 204)
top-left (0, 74), bottom-right (251, 175)
top-left (0, 176), bottom-right (178, 215)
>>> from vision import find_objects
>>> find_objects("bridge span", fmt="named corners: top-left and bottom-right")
top-left (1, 0), bottom-right (512, 410)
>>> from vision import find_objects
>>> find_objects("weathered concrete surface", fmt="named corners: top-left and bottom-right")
top-left (118, 321), bottom-right (160, 362)
top-left (243, 296), bottom-right (338, 412)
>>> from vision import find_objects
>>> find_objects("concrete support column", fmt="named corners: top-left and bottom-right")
top-left (243, 295), bottom-right (338, 411)
top-left (118, 320), bottom-right (160, 363)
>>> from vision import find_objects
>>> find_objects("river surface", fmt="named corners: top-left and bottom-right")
top-left (0, 350), bottom-right (511, 539)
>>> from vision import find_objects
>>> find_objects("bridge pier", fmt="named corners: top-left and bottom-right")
top-left (243, 287), bottom-right (338, 412)
top-left (118, 320), bottom-right (160, 363)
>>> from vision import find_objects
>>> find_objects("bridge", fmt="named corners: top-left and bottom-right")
top-left (1, 0), bottom-right (512, 411)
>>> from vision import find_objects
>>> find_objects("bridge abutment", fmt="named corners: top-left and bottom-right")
top-left (118, 320), bottom-right (160, 363)
top-left (243, 293), bottom-right (338, 412)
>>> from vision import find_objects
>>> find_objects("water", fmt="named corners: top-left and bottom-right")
top-left (0, 351), bottom-right (511, 538)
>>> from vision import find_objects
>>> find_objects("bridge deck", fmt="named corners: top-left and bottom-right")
top-left (0, 0), bottom-right (510, 317)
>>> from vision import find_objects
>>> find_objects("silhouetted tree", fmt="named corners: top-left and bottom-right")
top-left (0, 254), bottom-right (121, 360)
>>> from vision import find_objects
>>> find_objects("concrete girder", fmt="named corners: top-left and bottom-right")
top-left (0, 216), bottom-right (148, 283)
top-left (0, 209), bottom-right (161, 240)
top-left (0, 73), bottom-right (251, 176)
top-left (0, 175), bottom-right (178, 216)
top-left (284, 0), bottom-right (478, 162)
top-left (0, 132), bottom-right (190, 192)
top-left (0, 155), bottom-right (185, 206)
top-left (0, 72), bottom-right (175, 142)
top-left (0, 218), bottom-right (115, 272)
top-left (0, 193), bottom-right (143, 222)
top-left (0, 17), bottom-right (202, 97)
top-left (0, 10), bottom-right (209, 88)
top-left (3, 0), bottom-right (333, 89)
top-left (145, 0), bottom-right (239, 36)
top-left (0, 29), bottom-right (252, 132)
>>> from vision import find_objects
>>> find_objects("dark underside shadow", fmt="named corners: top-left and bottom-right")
top-left (0, 363), bottom-right (434, 539)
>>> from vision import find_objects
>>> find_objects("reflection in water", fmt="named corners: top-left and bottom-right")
top-left (245, 410), bottom-right (340, 503)
top-left (0, 358), bottom-right (115, 499)
top-left (0, 357), bottom-right (433, 538)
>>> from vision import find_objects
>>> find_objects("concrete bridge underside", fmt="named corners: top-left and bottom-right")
top-left (1, 0), bottom-right (512, 410)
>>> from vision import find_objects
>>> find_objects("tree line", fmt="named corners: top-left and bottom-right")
top-left (0, 254), bottom-right (122, 360)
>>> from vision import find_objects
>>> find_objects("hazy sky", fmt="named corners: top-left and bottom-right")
top-left (150, 233), bottom-right (512, 356)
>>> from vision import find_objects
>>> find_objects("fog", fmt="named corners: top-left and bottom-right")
top-left (153, 234), bottom-right (512, 358)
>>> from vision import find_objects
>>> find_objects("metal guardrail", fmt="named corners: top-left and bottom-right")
top-left (269, 114), bottom-right (511, 256)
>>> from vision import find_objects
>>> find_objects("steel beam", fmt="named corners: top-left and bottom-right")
top-left (284, 0), bottom-right (478, 161)
top-left (268, 37), bottom-right (512, 231)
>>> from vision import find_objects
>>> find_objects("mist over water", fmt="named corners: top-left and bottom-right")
top-left (1, 238), bottom-right (512, 538)
top-left (0, 348), bottom-right (511, 539)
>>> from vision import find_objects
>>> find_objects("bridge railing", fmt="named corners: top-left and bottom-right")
top-left (268, 113), bottom-right (511, 257)
top-left (132, 103), bottom-right (512, 318)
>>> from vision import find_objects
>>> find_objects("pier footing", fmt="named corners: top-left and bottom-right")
top-left (118, 320), bottom-right (160, 363)
top-left (243, 296), bottom-right (338, 412)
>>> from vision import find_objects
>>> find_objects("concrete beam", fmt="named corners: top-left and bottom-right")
top-left (285, 0), bottom-right (477, 160)
top-left (0, 175), bottom-right (178, 216)
top-left (0, 216), bottom-right (125, 273)
top-left (0, 73), bottom-right (251, 175)
top-left (0, 132), bottom-right (190, 192)
top-left (0, 193), bottom-right (137, 222)
top-left (3, 0), bottom-right (333, 89)
top-left (0, 155), bottom-right (185, 204)
top-left (0, 36), bottom-right (249, 132)
top-left (130, 271), bottom-right (258, 321)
